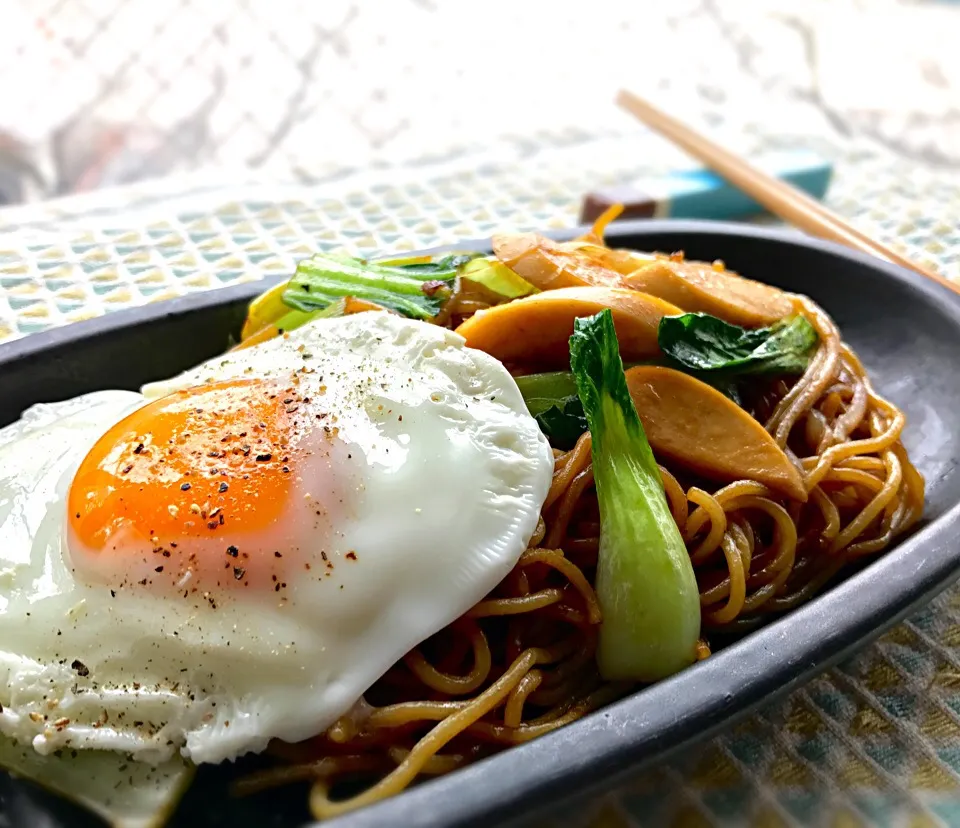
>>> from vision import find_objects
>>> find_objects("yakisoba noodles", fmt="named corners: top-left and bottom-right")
top-left (230, 230), bottom-right (924, 819)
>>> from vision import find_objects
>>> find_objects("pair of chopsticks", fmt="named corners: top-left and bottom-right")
top-left (616, 89), bottom-right (955, 293)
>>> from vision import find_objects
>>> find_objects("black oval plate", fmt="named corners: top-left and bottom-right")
top-left (2, 220), bottom-right (960, 828)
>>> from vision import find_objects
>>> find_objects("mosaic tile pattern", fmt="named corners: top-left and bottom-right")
top-left (1, 133), bottom-right (960, 827)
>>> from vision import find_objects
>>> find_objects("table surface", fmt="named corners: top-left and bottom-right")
top-left (2, 3), bottom-right (960, 827)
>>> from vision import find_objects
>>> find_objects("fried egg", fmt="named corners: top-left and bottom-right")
top-left (0, 312), bottom-right (553, 767)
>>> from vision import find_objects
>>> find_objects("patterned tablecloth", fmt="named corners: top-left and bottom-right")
top-left (2, 129), bottom-right (960, 828)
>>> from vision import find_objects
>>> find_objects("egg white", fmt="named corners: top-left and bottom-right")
top-left (0, 312), bottom-right (553, 766)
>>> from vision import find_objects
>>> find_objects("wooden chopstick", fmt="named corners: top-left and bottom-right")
top-left (615, 89), bottom-right (956, 293)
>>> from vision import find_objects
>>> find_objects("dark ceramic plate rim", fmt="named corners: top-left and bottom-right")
top-left (2, 220), bottom-right (960, 828)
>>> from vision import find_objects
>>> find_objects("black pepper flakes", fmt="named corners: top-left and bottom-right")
top-left (133, 443), bottom-right (144, 455)
top-left (180, 482), bottom-right (191, 491)
top-left (219, 482), bottom-right (229, 493)
top-left (233, 567), bottom-right (245, 581)
top-left (71, 660), bottom-right (90, 678)
top-left (226, 546), bottom-right (239, 558)
top-left (256, 453), bottom-right (272, 462)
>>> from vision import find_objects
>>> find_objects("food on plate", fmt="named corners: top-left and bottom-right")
top-left (0, 208), bottom-right (924, 824)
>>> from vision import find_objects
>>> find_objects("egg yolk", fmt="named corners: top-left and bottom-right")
top-left (68, 378), bottom-right (332, 594)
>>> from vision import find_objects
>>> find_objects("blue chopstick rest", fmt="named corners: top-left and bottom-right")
top-left (579, 149), bottom-right (833, 223)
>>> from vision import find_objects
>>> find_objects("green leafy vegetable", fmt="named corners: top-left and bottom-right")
top-left (658, 312), bottom-right (818, 377)
top-left (515, 372), bottom-right (585, 449)
top-left (569, 310), bottom-right (701, 682)
top-left (533, 398), bottom-right (587, 450)
top-left (272, 308), bottom-right (317, 333)
top-left (458, 257), bottom-right (538, 298)
top-left (313, 296), bottom-right (350, 318)
top-left (283, 253), bottom-right (466, 320)
top-left (381, 252), bottom-right (483, 274)
top-left (514, 371), bottom-right (579, 416)
top-left (269, 296), bottom-right (351, 335)
top-left (244, 249), bottom-right (530, 341)
top-left (378, 249), bottom-right (537, 303)
top-left (516, 367), bottom-right (746, 441)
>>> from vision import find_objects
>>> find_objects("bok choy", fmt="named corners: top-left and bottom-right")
top-left (239, 249), bottom-right (536, 344)
top-left (658, 312), bottom-right (818, 377)
top-left (515, 311), bottom-right (819, 434)
top-left (283, 253), bottom-right (474, 320)
top-left (568, 310), bottom-right (701, 682)
top-left (514, 372), bottom-right (585, 450)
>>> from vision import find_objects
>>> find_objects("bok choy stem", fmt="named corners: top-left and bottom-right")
top-left (569, 310), bottom-right (701, 682)
top-left (284, 254), bottom-right (455, 320)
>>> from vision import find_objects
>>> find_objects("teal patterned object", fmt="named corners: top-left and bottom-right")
top-left (581, 150), bottom-right (832, 222)
top-left (1, 135), bottom-right (960, 828)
